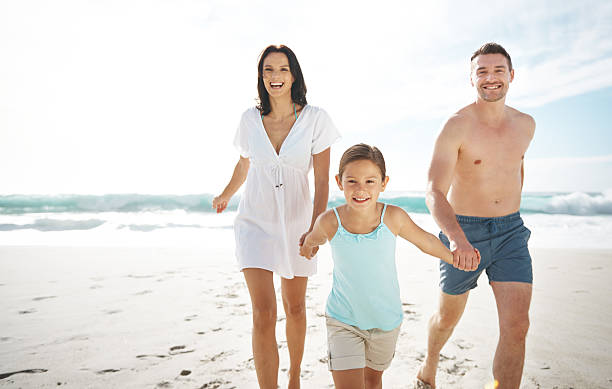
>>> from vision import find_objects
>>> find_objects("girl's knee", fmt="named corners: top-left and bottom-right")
top-left (364, 369), bottom-right (383, 389)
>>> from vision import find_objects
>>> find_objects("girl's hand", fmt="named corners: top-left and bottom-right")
top-left (212, 195), bottom-right (229, 213)
top-left (299, 243), bottom-right (318, 259)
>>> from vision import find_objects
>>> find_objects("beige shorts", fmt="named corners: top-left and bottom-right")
top-left (326, 316), bottom-right (401, 371)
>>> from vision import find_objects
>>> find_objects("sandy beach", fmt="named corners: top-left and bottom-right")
top-left (1, 242), bottom-right (611, 388)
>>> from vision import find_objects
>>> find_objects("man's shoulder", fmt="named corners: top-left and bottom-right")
top-left (440, 105), bottom-right (475, 137)
top-left (506, 106), bottom-right (536, 136)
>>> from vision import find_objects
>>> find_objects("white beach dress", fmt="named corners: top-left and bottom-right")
top-left (233, 105), bottom-right (340, 279)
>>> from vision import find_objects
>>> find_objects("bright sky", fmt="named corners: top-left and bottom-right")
top-left (1, 0), bottom-right (611, 194)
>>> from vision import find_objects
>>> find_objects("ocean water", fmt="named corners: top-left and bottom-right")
top-left (1, 191), bottom-right (611, 249)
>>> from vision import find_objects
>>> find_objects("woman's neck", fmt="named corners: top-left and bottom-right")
top-left (268, 94), bottom-right (295, 120)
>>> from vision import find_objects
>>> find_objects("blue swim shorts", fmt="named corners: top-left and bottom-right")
top-left (439, 212), bottom-right (532, 295)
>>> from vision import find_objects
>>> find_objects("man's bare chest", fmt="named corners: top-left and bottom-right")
top-left (458, 127), bottom-right (530, 169)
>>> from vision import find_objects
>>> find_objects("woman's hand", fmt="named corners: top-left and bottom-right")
top-left (212, 195), bottom-right (230, 213)
top-left (299, 231), bottom-right (319, 258)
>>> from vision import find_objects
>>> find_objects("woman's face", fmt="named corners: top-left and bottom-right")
top-left (261, 52), bottom-right (294, 99)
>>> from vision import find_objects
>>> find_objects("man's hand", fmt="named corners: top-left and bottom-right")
top-left (450, 239), bottom-right (480, 271)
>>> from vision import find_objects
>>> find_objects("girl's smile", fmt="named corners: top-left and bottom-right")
top-left (336, 159), bottom-right (388, 208)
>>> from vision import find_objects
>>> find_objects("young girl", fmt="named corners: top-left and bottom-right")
top-left (300, 144), bottom-right (479, 389)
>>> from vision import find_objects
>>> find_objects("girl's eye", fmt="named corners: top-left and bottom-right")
top-left (367, 180), bottom-right (376, 184)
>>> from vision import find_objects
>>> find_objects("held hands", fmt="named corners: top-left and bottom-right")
top-left (299, 232), bottom-right (319, 260)
top-left (212, 195), bottom-right (230, 214)
top-left (450, 239), bottom-right (481, 271)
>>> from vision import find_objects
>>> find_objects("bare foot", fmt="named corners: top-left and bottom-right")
top-left (416, 357), bottom-right (438, 389)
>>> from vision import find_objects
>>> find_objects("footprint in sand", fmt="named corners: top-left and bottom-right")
top-left (453, 339), bottom-right (474, 350)
top-left (0, 369), bottom-right (48, 379)
top-left (32, 296), bottom-right (57, 301)
top-left (90, 284), bottom-right (103, 289)
top-left (201, 350), bottom-right (234, 363)
top-left (103, 309), bottom-right (122, 315)
top-left (444, 359), bottom-right (473, 376)
top-left (134, 290), bottom-right (153, 296)
top-left (0, 337), bottom-right (11, 342)
top-left (199, 379), bottom-right (233, 389)
top-left (136, 354), bottom-right (169, 359)
top-left (18, 308), bottom-right (36, 314)
top-left (184, 314), bottom-right (198, 321)
top-left (96, 369), bottom-right (120, 374)
top-left (156, 381), bottom-right (171, 388)
top-left (590, 266), bottom-right (603, 270)
top-left (169, 345), bottom-right (195, 355)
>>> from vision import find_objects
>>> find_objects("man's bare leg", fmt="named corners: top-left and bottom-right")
top-left (416, 290), bottom-right (470, 388)
top-left (243, 268), bottom-right (279, 389)
top-left (281, 276), bottom-right (308, 389)
top-left (491, 281), bottom-right (532, 389)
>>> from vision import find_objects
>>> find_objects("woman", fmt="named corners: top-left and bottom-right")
top-left (212, 45), bottom-right (340, 389)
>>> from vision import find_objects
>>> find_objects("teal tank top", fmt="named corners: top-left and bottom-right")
top-left (326, 203), bottom-right (403, 331)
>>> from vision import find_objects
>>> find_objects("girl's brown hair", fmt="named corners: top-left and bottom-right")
top-left (338, 143), bottom-right (386, 179)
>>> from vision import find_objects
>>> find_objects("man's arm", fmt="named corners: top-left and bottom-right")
top-left (426, 116), bottom-right (478, 271)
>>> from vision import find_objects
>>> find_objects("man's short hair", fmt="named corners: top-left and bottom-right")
top-left (471, 42), bottom-right (512, 71)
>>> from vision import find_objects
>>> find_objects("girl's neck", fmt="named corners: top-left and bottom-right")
top-left (342, 203), bottom-right (382, 227)
top-left (268, 95), bottom-right (295, 120)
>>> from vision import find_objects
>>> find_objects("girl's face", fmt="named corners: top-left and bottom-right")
top-left (262, 52), bottom-right (294, 99)
top-left (336, 159), bottom-right (388, 209)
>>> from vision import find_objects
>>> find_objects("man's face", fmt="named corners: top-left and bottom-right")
top-left (470, 53), bottom-right (514, 102)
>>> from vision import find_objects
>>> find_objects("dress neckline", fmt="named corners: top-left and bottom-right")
top-left (259, 104), bottom-right (307, 156)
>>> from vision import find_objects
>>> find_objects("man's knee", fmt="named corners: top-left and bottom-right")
top-left (500, 316), bottom-right (530, 341)
top-left (433, 309), bottom-right (462, 332)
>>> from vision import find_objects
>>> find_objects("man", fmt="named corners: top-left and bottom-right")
top-left (415, 43), bottom-right (535, 389)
